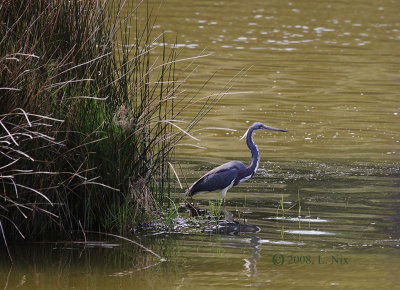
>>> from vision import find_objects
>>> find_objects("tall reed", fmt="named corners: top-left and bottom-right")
top-left (0, 0), bottom-right (220, 252)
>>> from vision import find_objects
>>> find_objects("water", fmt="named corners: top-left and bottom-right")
top-left (2, 0), bottom-right (400, 288)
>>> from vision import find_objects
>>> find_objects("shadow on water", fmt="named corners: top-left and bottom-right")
top-left (204, 220), bottom-right (261, 236)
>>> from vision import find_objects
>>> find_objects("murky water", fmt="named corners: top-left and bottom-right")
top-left (2, 0), bottom-right (400, 289)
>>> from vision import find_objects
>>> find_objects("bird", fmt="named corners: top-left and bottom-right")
top-left (185, 122), bottom-right (287, 206)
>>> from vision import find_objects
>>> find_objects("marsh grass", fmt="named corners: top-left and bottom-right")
top-left (276, 191), bottom-right (313, 240)
top-left (0, 0), bottom-right (223, 255)
top-left (208, 199), bottom-right (223, 221)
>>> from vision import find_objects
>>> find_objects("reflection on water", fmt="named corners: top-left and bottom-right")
top-left (284, 229), bottom-right (336, 236)
top-left (3, 0), bottom-right (400, 288)
top-left (266, 217), bottom-right (330, 223)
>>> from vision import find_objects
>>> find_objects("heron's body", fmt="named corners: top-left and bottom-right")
top-left (186, 122), bottom-right (286, 204)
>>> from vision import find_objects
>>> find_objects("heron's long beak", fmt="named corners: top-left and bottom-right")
top-left (262, 125), bottom-right (288, 132)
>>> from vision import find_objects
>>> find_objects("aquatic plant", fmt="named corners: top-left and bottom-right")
top-left (208, 199), bottom-right (223, 221)
top-left (0, 0), bottom-right (221, 256)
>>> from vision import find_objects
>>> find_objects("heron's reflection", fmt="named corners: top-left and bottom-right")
top-left (202, 218), bottom-right (262, 277)
top-left (244, 236), bottom-right (261, 277)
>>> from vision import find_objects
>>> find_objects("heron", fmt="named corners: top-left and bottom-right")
top-left (185, 122), bottom-right (287, 207)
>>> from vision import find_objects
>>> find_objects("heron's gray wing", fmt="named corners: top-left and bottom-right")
top-left (187, 161), bottom-right (245, 196)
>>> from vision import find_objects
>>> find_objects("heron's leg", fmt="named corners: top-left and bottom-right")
top-left (220, 187), bottom-right (229, 218)
top-left (224, 210), bottom-right (234, 222)
top-left (221, 188), bottom-right (228, 205)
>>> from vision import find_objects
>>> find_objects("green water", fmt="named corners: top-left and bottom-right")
top-left (2, 0), bottom-right (400, 289)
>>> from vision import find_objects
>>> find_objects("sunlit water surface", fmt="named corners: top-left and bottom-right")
top-left (2, 0), bottom-right (400, 289)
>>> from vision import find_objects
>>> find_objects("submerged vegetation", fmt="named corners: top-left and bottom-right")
top-left (0, 0), bottom-right (221, 252)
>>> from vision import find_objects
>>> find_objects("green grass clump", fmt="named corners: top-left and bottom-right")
top-left (0, 0), bottom-right (218, 252)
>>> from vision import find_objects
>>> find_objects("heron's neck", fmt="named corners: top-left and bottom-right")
top-left (246, 128), bottom-right (260, 174)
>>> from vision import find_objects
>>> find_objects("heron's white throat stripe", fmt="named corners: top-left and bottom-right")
top-left (239, 175), bottom-right (252, 184)
top-left (254, 145), bottom-right (259, 172)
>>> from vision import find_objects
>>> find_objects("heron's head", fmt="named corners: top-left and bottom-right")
top-left (240, 122), bottom-right (287, 140)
